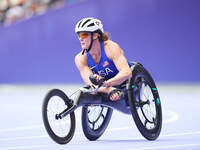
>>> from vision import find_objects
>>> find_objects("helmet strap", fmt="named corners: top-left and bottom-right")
top-left (82, 49), bottom-right (87, 55)
top-left (82, 32), bottom-right (94, 55)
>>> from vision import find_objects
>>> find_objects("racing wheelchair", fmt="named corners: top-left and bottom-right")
top-left (42, 62), bottom-right (162, 144)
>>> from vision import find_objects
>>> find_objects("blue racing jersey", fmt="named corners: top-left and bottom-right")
top-left (86, 42), bottom-right (132, 80)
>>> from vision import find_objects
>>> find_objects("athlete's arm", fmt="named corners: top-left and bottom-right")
top-left (75, 52), bottom-right (113, 93)
top-left (103, 40), bottom-right (132, 87)
top-left (75, 53), bottom-right (93, 86)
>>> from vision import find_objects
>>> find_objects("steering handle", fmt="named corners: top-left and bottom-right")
top-left (89, 74), bottom-right (105, 88)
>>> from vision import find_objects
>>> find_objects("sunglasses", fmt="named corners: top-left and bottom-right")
top-left (77, 32), bottom-right (90, 39)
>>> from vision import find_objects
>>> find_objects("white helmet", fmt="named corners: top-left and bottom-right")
top-left (75, 17), bottom-right (104, 34)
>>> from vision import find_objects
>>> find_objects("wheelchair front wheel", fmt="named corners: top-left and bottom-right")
top-left (42, 89), bottom-right (76, 144)
top-left (128, 64), bottom-right (162, 140)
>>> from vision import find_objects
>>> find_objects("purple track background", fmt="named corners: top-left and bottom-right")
top-left (0, 0), bottom-right (200, 84)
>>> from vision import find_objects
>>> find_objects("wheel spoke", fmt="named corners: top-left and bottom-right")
top-left (87, 106), bottom-right (109, 130)
top-left (101, 113), bottom-right (105, 119)
top-left (46, 95), bottom-right (72, 137)
top-left (139, 100), bottom-right (150, 107)
top-left (134, 77), bottom-right (159, 130)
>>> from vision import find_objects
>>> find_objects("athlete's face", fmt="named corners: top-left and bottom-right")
top-left (77, 32), bottom-right (92, 50)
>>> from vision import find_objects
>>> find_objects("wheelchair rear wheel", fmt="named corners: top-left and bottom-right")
top-left (128, 64), bottom-right (162, 140)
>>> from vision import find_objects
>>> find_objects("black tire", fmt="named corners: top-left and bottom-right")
top-left (42, 89), bottom-right (76, 144)
top-left (82, 105), bottom-right (113, 141)
top-left (128, 64), bottom-right (162, 140)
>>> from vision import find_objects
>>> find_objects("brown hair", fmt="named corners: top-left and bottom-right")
top-left (95, 30), bottom-right (110, 42)
top-left (100, 32), bottom-right (110, 41)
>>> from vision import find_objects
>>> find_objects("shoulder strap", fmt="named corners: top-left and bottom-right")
top-left (100, 42), bottom-right (107, 58)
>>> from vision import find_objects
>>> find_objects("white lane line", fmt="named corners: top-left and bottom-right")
top-left (0, 110), bottom-right (178, 133)
top-left (1, 129), bottom-right (200, 143)
top-left (0, 144), bottom-right (55, 150)
top-left (2, 143), bottom-right (200, 150)
top-left (0, 135), bottom-right (48, 141)
top-left (1, 130), bottom-right (200, 149)
top-left (162, 131), bottom-right (200, 137)
top-left (0, 125), bottom-right (44, 133)
top-left (126, 143), bottom-right (200, 150)
top-left (0, 131), bottom-right (81, 141)
top-left (163, 110), bottom-right (179, 124)
top-left (0, 109), bottom-right (179, 142)
top-left (1, 132), bottom-right (200, 150)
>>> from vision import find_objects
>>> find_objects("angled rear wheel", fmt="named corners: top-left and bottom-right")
top-left (128, 64), bottom-right (162, 140)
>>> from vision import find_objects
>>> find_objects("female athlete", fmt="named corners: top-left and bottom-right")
top-left (75, 17), bottom-right (132, 101)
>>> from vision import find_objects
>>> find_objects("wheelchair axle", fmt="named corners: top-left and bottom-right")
top-left (55, 105), bottom-right (77, 120)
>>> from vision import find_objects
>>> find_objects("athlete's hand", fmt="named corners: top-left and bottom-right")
top-left (92, 74), bottom-right (110, 87)
top-left (102, 80), bottom-right (110, 87)
top-left (89, 74), bottom-right (104, 86)
top-left (93, 74), bottom-right (103, 83)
